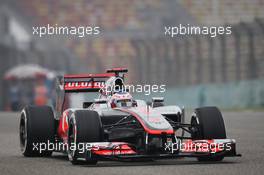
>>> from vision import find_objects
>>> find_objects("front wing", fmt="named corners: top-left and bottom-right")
top-left (77, 139), bottom-right (241, 161)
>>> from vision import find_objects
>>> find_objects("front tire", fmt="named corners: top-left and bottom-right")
top-left (68, 110), bottom-right (103, 165)
top-left (191, 106), bottom-right (226, 161)
top-left (19, 106), bottom-right (55, 157)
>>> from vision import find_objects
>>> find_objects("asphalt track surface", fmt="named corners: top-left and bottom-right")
top-left (0, 111), bottom-right (263, 175)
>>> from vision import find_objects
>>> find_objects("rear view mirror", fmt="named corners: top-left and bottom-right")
top-left (94, 99), bottom-right (107, 104)
top-left (152, 97), bottom-right (164, 103)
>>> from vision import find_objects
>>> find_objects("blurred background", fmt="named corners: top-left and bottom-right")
top-left (0, 0), bottom-right (264, 111)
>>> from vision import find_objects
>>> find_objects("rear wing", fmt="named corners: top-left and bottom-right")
top-left (58, 68), bottom-right (128, 93)
top-left (61, 73), bottom-right (115, 93)
top-left (54, 68), bottom-right (127, 119)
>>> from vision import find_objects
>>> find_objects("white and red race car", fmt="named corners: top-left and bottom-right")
top-left (19, 68), bottom-right (240, 165)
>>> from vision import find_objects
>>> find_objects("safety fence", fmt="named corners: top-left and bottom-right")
top-left (134, 78), bottom-right (264, 109)
top-left (131, 18), bottom-right (264, 87)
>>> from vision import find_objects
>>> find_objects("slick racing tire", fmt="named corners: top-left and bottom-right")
top-left (191, 106), bottom-right (226, 161)
top-left (19, 106), bottom-right (55, 157)
top-left (68, 110), bottom-right (103, 165)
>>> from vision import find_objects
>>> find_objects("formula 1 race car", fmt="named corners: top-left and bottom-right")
top-left (19, 68), bottom-right (240, 165)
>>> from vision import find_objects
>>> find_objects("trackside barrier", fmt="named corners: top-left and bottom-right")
top-left (134, 79), bottom-right (264, 109)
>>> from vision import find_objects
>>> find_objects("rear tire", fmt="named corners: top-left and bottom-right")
top-left (191, 106), bottom-right (226, 161)
top-left (68, 110), bottom-right (103, 165)
top-left (19, 106), bottom-right (55, 157)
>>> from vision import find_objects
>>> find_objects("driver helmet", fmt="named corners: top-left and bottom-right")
top-left (110, 92), bottom-right (133, 108)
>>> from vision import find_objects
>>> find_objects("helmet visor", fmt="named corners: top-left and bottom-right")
top-left (116, 99), bottom-right (132, 107)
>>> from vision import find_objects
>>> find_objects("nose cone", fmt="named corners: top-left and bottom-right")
top-left (123, 107), bottom-right (174, 133)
